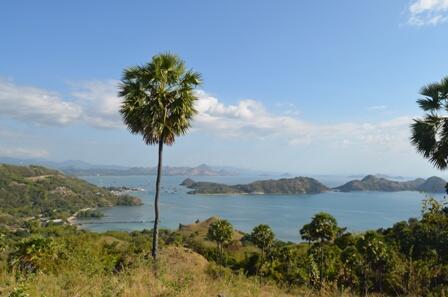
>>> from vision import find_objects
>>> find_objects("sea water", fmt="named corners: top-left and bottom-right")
top-left (78, 175), bottom-right (442, 242)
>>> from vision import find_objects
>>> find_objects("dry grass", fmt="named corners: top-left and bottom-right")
top-left (0, 246), bottom-right (371, 297)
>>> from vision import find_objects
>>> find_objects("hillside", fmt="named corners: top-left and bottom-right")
top-left (181, 177), bottom-right (329, 194)
top-left (0, 223), bottom-right (301, 297)
top-left (0, 164), bottom-right (142, 222)
top-left (335, 175), bottom-right (446, 193)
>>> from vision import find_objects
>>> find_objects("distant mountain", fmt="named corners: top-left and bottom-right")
top-left (181, 177), bottom-right (329, 195)
top-left (417, 176), bottom-right (447, 193)
top-left (62, 164), bottom-right (239, 176)
top-left (0, 158), bottom-right (240, 176)
top-left (335, 175), bottom-right (446, 193)
top-left (347, 174), bottom-right (406, 180)
top-left (0, 157), bottom-right (128, 170)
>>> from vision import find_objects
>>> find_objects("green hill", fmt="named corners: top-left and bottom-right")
top-left (334, 175), bottom-right (446, 193)
top-left (0, 164), bottom-right (142, 222)
top-left (181, 177), bottom-right (329, 195)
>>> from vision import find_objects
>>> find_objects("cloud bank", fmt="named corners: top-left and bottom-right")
top-left (0, 79), bottom-right (122, 129)
top-left (0, 79), bottom-right (82, 125)
top-left (194, 91), bottom-right (412, 152)
top-left (0, 78), bottom-right (413, 154)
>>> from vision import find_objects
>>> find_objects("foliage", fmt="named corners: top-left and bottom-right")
top-left (119, 53), bottom-right (201, 146)
top-left (207, 219), bottom-right (234, 265)
top-left (76, 209), bottom-right (104, 218)
top-left (182, 177), bottom-right (329, 194)
top-left (411, 76), bottom-right (448, 170)
top-left (0, 164), bottom-right (142, 221)
top-left (300, 212), bottom-right (340, 243)
top-left (250, 224), bottom-right (274, 253)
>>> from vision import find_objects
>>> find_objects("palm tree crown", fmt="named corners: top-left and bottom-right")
top-left (411, 76), bottom-right (448, 169)
top-left (119, 53), bottom-right (201, 145)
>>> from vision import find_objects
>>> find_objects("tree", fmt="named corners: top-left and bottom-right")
top-left (300, 212), bottom-right (340, 286)
top-left (119, 53), bottom-right (201, 260)
top-left (207, 219), bottom-right (233, 265)
top-left (356, 231), bottom-right (389, 294)
top-left (339, 245), bottom-right (362, 290)
top-left (411, 76), bottom-right (448, 171)
top-left (250, 224), bottom-right (275, 275)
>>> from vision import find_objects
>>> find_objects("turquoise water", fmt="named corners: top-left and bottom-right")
top-left (78, 175), bottom-right (441, 242)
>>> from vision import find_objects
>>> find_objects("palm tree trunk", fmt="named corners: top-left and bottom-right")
top-left (151, 137), bottom-right (164, 260)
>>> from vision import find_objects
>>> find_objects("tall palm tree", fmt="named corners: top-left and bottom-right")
top-left (119, 53), bottom-right (201, 259)
top-left (411, 76), bottom-right (448, 170)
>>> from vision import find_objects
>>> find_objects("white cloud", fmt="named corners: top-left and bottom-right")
top-left (194, 90), bottom-right (312, 140)
top-left (0, 79), bottom-right (82, 125)
top-left (193, 91), bottom-right (412, 152)
top-left (0, 147), bottom-right (49, 158)
top-left (0, 78), bottom-right (414, 154)
top-left (0, 78), bottom-right (123, 128)
top-left (70, 80), bottom-right (123, 128)
top-left (408, 0), bottom-right (448, 26)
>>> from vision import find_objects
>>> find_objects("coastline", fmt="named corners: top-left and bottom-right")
top-left (67, 207), bottom-right (92, 227)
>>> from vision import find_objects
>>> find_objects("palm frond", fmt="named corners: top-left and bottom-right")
top-left (118, 53), bottom-right (201, 146)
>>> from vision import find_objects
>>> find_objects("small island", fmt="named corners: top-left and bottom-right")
top-left (334, 175), bottom-right (446, 193)
top-left (180, 177), bottom-right (329, 195)
top-left (181, 174), bottom-right (447, 195)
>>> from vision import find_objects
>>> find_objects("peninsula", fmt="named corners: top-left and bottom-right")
top-left (0, 164), bottom-right (142, 229)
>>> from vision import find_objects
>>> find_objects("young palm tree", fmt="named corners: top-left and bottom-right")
top-left (208, 219), bottom-right (233, 266)
top-left (411, 76), bottom-right (448, 170)
top-left (250, 224), bottom-right (275, 275)
top-left (119, 53), bottom-right (201, 259)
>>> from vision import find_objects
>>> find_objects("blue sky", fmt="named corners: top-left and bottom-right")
top-left (1, 0), bottom-right (448, 176)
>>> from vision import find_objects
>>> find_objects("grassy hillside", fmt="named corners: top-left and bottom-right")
top-left (0, 164), bottom-right (142, 224)
top-left (0, 224), bottom-right (358, 297)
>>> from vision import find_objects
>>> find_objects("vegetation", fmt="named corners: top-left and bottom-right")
top-left (207, 219), bottom-right (234, 265)
top-left (411, 76), bottom-right (448, 170)
top-left (183, 175), bottom-right (447, 195)
top-left (119, 53), bottom-right (201, 259)
top-left (182, 177), bottom-right (329, 195)
top-left (76, 209), bottom-right (104, 218)
top-left (1, 197), bottom-right (448, 296)
top-left (250, 224), bottom-right (275, 276)
top-left (300, 212), bottom-right (342, 287)
top-left (335, 175), bottom-right (446, 193)
top-left (116, 195), bottom-right (143, 206)
top-left (0, 164), bottom-right (141, 223)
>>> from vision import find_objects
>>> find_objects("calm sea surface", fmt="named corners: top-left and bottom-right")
top-left (78, 175), bottom-right (442, 242)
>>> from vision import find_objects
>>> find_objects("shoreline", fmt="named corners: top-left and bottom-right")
top-left (67, 207), bottom-right (92, 227)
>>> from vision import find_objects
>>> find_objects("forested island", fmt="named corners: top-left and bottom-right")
top-left (334, 175), bottom-right (446, 193)
top-left (182, 174), bottom-right (447, 195)
top-left (181, 177), bottom-right (329, 194)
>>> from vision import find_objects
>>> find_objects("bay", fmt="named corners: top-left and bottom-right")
top-left (77, 175), bottom-right (441, 242)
